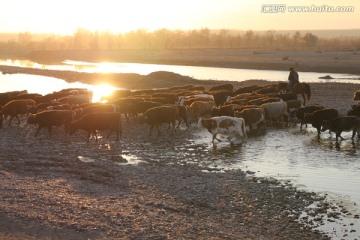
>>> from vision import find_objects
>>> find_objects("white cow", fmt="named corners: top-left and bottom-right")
top-left (198, 116), bottom-right (247, 145)
top-left (261, 101), bottom-right (288, 125)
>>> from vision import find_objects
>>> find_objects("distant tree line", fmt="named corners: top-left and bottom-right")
top-left (0, 28), bottom-right (359, 53)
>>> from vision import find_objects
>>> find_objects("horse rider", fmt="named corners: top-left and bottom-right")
top-left (288, 67), bottom-right (299, 90)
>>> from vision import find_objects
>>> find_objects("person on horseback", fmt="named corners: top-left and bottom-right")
top-left (288, 67), bottom-right (299, 90)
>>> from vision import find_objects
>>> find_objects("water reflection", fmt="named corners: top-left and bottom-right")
top-left (1, 58), bottom-right (360, 83)
top-left (0, 73), bottom-right (118, 103)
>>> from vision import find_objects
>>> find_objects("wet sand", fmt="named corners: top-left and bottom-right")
top-left (1, 63), bottom-right (360, 239)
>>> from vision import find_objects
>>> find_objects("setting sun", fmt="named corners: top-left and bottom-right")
top-left (89, 84), bottom-right (118, 103)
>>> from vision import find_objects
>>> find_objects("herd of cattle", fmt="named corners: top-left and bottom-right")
top-left (1, 83), bottom-right (360, 144)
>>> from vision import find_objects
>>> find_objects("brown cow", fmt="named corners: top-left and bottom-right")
top-left (138, 105), bottom-right (179, 136)
top-left (68, 112), bottom-right (122, 142)
top-left (27, 110), bottom-right (76, 137)
top-left (188, 101), bottom-right (214, 122)
top-left (0, 99), bottom-right (36, 126)
top-left (235, 108), bottom-right (266, 134)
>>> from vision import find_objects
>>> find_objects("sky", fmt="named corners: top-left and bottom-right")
top-left (0, 0), bottom-right (360, 34)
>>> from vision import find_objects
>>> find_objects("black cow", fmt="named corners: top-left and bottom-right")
top-left (321, 116), bottom-right (360, 141)
top-left (295, 105), bottom-right (325, 130)
top-left (303, 108), bottom-right (338, 136)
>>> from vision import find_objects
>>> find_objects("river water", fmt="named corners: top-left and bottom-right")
top-left (1, 59), bottom-right (360, 239)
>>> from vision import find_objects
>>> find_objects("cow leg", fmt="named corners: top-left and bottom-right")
top-left (149, 125), bottom-right (154, 136)
top-left (47, 126), bottom-right (52, 137)
top-left (8, 116), bottom-right (14, 126)
top-left (106, 130), bottom-right (113, 139)
top-left (115, 131), bottom-right (120, 142)
top-left (94, 131), bottom-right (99, 142)
top-left (351, 129), bottom-right (357, 139)
top-left (87, 132), bottom-right (92, 142)
top-left (301, 93), bottom-right (306, 106)
top-left (338, 131), bottom-right (345, 140)
top-left (16, 115), bottom-right (21, 124)
top-left (157, 124), bottom-right (161, 136)
top-left (212, 134), bottom-right (221, 143)
top-left (316, 127), bottom-right (321, 136)
top-left (35, 126), bottom-right (43, 137)
top-left (171, 120), bottom-right (176, 134)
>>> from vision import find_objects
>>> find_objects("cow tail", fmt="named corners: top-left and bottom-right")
top-left (305, 83), bottom-right (311, 101)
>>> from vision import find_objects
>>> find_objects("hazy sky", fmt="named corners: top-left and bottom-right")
top-left (1, 0), bottom-right (359, 34)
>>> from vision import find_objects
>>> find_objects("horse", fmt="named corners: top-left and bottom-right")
top-left (277, 82), bottom-right (311, 106)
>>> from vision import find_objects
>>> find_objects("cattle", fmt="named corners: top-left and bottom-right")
top-left (68, 112), bottom-right (122, 142)
top-left (76, 104), bottom-right (119, 118)
top-left (285, 99), bottom-right (302, 123)
top-left (233, 85), bottom-right (261, 95)
top-left (58, 95), bottom-right (91, 105)
top-left (138, 105), bottom-right (179, 136)
top-left (285, 99), bottom-right (302, 112)
top-left (198, 116), bottom-right (247, 145)
top-left (212, 104), bottom-right (236, 117)
top-left (295, 105), bottom-right (325, 130)
top-left (209, 83), bottom-right (234, 92)
top-left (179, 94), bottom-right (214, 106)
top-left (28, 102), bottom-right (65, 114)
top-left (248, 97), bottom-right (281, 106)
top-left (321, 116), bottom-right (360, 141)
top-left (47, 104), bottom-right (72, 111)
top-left (353, 90), bottom-right (360, 101)
top-left (303, 108), bottom-right (338, 136)
top-left (234, 107), bottom-right (266, 134)
top-left (0, 90), bottom-right (28, 106)
top-left (255, 84), bottom-right (278, 94)
top-left (101, 89), bottom-right (132, 102)
top-left (347, 104), bottom-right (360, 118)
top-left (188, 101), bottom-right (214, 122)
top-left (231, 93), bottom-right (252, 101)
top-left (127, 101), bottom-right (162, 117)
top-left (0, 99), bottom-right (36, 126)
top-left (273, 92), bottom-right (298, 102)
top-left (211, 90), bottom-right (233, 106)
top-left (151, 93), bottom-right (178, 104)
top-left (27, 110), bottom-right (76, 137)
top-left (260, 101), bottom-right (288, 125)
top-left (175, 105), bottom-right (189, 128)
top-left (168, 85), bottom-right (194, 91)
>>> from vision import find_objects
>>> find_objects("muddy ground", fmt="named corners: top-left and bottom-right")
top-left (1, 72), bottom-right (360, 239)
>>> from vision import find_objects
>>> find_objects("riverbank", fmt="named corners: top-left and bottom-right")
top-left (3, 48), bottom-right (360, 75)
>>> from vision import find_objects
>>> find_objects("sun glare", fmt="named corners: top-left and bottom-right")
top-left (90, 84), bottom-right (118, 103)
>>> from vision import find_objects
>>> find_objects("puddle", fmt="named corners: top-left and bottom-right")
top-left (77, 156), bottom-right (95, 163)
top-left (116, 154), bottom-right (144, 165)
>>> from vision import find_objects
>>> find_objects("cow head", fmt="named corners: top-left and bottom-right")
top-left (27, 114), bottom-right (36, 125)
top-left (198, 117), bottom-right (217, 132)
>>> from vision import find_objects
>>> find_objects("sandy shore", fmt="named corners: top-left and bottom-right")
top-left (24, 49), bottom-right (360, 75)
top-left (1, 63), bottom-right (360, 239)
